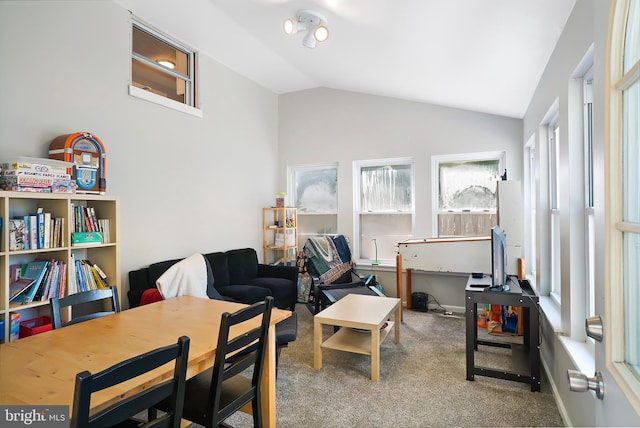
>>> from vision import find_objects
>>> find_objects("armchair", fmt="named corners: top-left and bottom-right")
top-left (303, 235), bottom-right (378, 313)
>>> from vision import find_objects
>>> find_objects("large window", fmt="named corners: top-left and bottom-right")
top-left (583, 74), bottom-right (596, 318)
top-left (354, 158), bottom-right (414, 264)
top-left (610, 0), bottom-right (640, 392)
top-left (287, 163), bottom-right (338, 243)
top-left (130, 19), bottom-right (198, 114)
top-left (432, 152), bottom-right (504, 237)
top-left (548, 117), bottom-right (562, 303)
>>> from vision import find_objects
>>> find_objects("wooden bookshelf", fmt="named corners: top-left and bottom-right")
top-left (0, 191), bottom-right (119, 342)
top-left (262, 207), bottom-right (297, 266)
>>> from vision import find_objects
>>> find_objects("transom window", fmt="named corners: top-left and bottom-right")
top-left (130, 19), bottom-right (198, 113)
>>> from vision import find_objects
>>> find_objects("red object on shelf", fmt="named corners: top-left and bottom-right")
top-left (19, 316), bottom-right (53, 337)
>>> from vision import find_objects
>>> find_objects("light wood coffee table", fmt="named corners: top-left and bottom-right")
top-left (313, 293), bottom-right (401, 381)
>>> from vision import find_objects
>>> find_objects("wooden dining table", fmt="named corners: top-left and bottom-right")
top-left (0, 296), bottom-right (292, 427)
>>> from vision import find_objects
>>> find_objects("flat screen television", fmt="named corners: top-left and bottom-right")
top-left (491, 225), bottom-right (509, 291)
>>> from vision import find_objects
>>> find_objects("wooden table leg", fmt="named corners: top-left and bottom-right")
top-left (406, 268), bottom-right (413, 310)
top-left (313, 317), bottom-right (322, 370)
top-left (396, 253), bottom-right (403, 321)
top-left (260, 324), bottom-right (277, 427)
top-left (371, 328), bottom-right (380, 381)
top-left (394, 302), bottom-right (401, 344)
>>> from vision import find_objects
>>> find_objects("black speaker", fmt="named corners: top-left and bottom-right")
top-left (411, 292), bottom-right (429, 312)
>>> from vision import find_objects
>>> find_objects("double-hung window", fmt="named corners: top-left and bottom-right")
top-left (548, 117), bottom-right (562, 303)
top-left (287, 163), bottom-right (338, 242)
top-left (130, 19), bottom-right (199, 115)
top-left (432, 152), bottom-right (504, 238)
top-left (354, 158), bottom-right (414, 264)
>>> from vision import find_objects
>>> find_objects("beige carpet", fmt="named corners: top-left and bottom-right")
top-left (201, 304), bottom-right (565, 427)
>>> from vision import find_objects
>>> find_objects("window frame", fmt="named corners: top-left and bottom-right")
top-left (431, 151), bottom-right (505, 237)
top-left (353, 157), bottom-right (415, 265)
top-left (129, 18), bottom-right (202, 117)
top-left (608, 0), bottom-right (640, 408)
top-left (548, 116), bottom-right (562, 304)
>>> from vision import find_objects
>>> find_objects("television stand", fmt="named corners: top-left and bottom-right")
top-left (465, 275), bottom-right (540, 391)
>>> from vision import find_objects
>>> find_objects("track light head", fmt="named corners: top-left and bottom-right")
top-left (283, 10), bottom-right (329, 48)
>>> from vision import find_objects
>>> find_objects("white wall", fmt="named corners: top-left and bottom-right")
top-left (278, 88), bottom-right (522, 307)
top-left (0, 1), bottom-right (280, 307)
top-left (523, 1), bottom-right (639, 425)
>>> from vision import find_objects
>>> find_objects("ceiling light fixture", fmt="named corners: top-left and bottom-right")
top-left (157, 59), bottom-right (175, 69)
top-left (283, 10), bottom-right (329, 49)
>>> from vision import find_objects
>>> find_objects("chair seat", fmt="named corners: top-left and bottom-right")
top-left (180, 367), bottom-right (253, 424)
top-left (276, 311), bottom-right (297, 345)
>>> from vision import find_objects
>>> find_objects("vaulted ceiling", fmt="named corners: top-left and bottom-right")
top-left (116, 0), bottom-right (576, 118)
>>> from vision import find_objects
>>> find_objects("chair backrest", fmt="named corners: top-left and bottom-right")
top-left (50, 286), bottom-right (120, 329)
top-left (206, 296), bottom-right (274, 425)
top-left (70, 335), bottom-right (190, 428)
top-left (303, 235), bottom-right (354, 284)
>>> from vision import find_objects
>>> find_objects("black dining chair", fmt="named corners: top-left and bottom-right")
top-left (70, 335), bottom-right (190, 428)
top-left (155, 296), bottom-right (274, 428)
top-left (50, 286), bottom-right (120, 329)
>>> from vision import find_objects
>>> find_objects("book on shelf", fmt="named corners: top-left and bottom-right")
top-left (9, 277), bottom-right (36, 303)
top-left (21, 259), bottom-right (50, 304)
top-left (28, 215), bottom-right (37, 249)
top-left (8, 218), bottom-right (26, 251)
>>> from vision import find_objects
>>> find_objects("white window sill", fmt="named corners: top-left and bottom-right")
top-left (539, 296), bottom-right (595, 376)
top-left (128, 85), bottom-right (203, 118)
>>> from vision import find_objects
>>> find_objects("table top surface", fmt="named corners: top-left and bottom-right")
top-left (0, 296), bottom-right (291, 412)
top-left (314, 294), bottom-right (400, 326)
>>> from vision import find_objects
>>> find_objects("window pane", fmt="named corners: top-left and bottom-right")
top-left (624, 232), bottom-right (640, 378)
top-left (361, 165), bottom-right (412, 211)
top-left (438, 212), bottom-right (497, 237)
top-left (623, 79), bottom-right (640, 223)
top-left (360, 213), bottom-right (412, 260)
top-left (623, 0), bottom-right (640, 74)
top-left (132, 60), bottom-right (187, 103)
top-left (133, 26), bottom-right (189, 75)
top-left (295, 169), bottom-right (337, 213)
top-left (438, 160), bottom-right (499, 210)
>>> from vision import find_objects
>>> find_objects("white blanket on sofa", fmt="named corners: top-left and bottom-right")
top-left (156, 253), bottom-right (209, 300)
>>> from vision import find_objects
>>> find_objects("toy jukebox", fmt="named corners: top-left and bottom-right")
top-left (49, 132), bottom-right (106, 194)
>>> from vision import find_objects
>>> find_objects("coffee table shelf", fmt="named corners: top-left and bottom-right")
top-left (321, 322), bottom-right (395, 355)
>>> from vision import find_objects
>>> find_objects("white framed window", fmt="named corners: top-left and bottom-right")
top-left (583, 72), bottom-right (596, 318)
top-left (431, 151), bottom-right (504, 237)
top-left (130, 18), bottom-right (201, 117)
top-left (354, 158), bottom-right (414, 264)
top-left (548, 116), bottom-right (562, 303)
top-left (609, 0), bottom-right (640, 392)
top-left (524, 137), bottom-right (537, 279)
top-left (287, 163), bottom-right (338, 242)
top-left (287, 163), bottom-right (338, 214)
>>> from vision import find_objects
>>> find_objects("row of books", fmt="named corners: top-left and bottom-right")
top-left (68, 255), bottom-right (110, 294)
top-left (71, 204), bottom-right (103, 234)
top-left (8, 257), bottom-right (110, 304)
top-left (8, 208), bottom-right (65, 251)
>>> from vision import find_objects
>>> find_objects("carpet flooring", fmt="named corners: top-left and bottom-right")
top-left (198, 304), bottom-right (565, 427)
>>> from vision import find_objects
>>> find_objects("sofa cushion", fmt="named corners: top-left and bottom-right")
top-left (225, 248), bottom-right (258, 284)
top-left (216, 284), bottom-right (271, 304)
top-left (203, 252), bottom-right (230, 288)
top-left (249, 277), bottom-right (296, 310)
